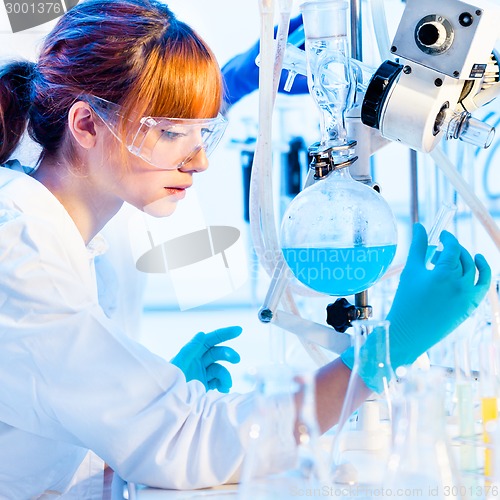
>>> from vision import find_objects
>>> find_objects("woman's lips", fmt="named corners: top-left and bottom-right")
top-left (164, 187), bottom-right (187, 199)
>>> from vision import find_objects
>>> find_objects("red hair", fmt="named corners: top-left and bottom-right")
top-left (0, 0), bottom-right (223, 164)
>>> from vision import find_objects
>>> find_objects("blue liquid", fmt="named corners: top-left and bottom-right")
top-left (282, 245), bottom-right (397, 296)
top-left (425, 244), bottom-right (438, 267)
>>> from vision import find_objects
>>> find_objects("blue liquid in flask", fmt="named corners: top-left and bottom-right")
top-left (282, 245), bottom-right (397, 296)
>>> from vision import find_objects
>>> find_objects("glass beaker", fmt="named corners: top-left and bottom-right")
top-left (280, 167), bottom-right (398, 296)
top-left (238, 365), bottom-right (296, 500)
top-left (293, 370), bottom-right (331, 485)
top-left (476, 280), bottom-right (500, 496)
top-left (330, 320), bottom-right (397, 488)
top-left (453, 333), bottom-right (479, 480)
top-left (238, 365), bottom-right (329, 499)
top-left (478, 329), bottom-right (500, 481)
top-left (384, 367), bottom-right (464, 499)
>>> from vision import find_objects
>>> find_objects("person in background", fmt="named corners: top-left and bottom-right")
top-left (221, 14), bottom-right (308, 108)
top-left (0, 0), bottom-right (490, 498)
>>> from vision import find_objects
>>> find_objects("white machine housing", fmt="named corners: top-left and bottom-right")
top-left (380, 65), bottom-right (464, 152)
top-left (392, 0), bottom-right (499, 80)
top-left (366, 0), bottom-right (500, 153)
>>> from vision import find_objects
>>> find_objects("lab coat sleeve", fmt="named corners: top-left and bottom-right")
top-left (0, 212), bottom-right (297, 489)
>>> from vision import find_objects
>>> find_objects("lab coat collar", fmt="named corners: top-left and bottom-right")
top-left (0, 163), bottom-right (106, 295)
top-left (0, 161), bottom-right (108, 258)
top-left (87, 233), bottom-right (109, 258)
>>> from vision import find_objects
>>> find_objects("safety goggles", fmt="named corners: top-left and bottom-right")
top-left (83, 95), bottom-right (228, 170)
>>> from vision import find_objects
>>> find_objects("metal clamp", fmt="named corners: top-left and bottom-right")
top-left (308, 140), bottom-right (358, 179)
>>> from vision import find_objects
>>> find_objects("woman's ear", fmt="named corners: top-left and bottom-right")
top-left (67, 101), bottom-right (98, 149)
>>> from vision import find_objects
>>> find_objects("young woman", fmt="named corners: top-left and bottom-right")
top-left (0, 0), bottom-right (490, 497)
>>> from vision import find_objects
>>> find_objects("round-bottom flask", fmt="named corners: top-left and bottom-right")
top-left (280, 168), bottom-right (397, 297)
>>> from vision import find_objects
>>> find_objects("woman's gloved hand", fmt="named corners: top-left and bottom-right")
top-left (387, 223), bottom-right (490, 368)
top-left (171, 326), bottom-right (242, 393)
top-left (341, 223), bottom-right (491, 392)
top-left (221, 15), bottom-right (308, 107)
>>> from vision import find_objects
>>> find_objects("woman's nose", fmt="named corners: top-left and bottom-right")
top-left (179, 146), bottom-right (209, 173)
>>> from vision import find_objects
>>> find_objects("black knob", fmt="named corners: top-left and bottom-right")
top-left (326, 298), bottom-right (358, 333)
top-left (361, 60), bottom-right (403, 129)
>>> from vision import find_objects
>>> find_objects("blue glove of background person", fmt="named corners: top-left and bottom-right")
top-left (341, 223), bottom-right (491, 392)
top-left (171, 326), bottom-right (242, 393)
top-left (221, 15), bottom-right (308, 107)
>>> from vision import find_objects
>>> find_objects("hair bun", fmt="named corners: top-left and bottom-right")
top-left (2, 60), bottom-right (36, 95)
top-left (0, 60), bottom-right (36, 164)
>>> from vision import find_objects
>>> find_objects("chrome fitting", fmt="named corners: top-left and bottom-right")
top-left (308, 140), bottom-right (358, 179)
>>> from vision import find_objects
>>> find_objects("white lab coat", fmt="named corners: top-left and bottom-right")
top-left (0, 164), bottom-right (296, 499)
top-left (96, 202), bottom-right (148, 341)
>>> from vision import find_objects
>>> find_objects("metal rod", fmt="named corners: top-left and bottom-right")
top-left (355, 290), bottom-right (368, 308)
top-left (350, 0), bottom-right (367, 317)
top-left (350, 0), bottom-right (363, 60)
top-left (410, 149), bottom-right (419, 223)
top-left (354, 290), bottom-right (372, 320)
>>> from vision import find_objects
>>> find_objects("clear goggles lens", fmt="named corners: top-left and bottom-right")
top-left (83, 95), bottom-right (228, 170)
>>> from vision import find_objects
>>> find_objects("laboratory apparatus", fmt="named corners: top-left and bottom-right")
top-left (385, 368), bottom-right (464, 499)
top-left (479, 331), bottom-right (500, 480)
top-left (330, 320), bottom-right (396, 487)
top-left (252, 0), bottom-right (500, 357)
top-left (360, 0), bottom-right (500, 153)
top-left (277, 0), bottom-right (500, 250)
top-left (360, 0), bottom-right (500, 251)
top-left (425, 202), bottom-right (458, 267)
top-left (280, 167), bottom-right (397, 296)
top-left (278, 0), bottom-right (500, 154)
top-left (453, 335), bottom-right (478, 479)
top-left (300, 0), bottom-right (353, 151)
top-left (238, 365), bottom-right (296, 499)
top-left (446, 279), bottom-right (500, 489)
top-left (257, 0), bottom-right (398, 348)
top-left (244, 0), bottom-right (500, 495)
top-left (294, 371), bottom-right (331, 484)
top-left (285, 0), bottom-right (397, 299)
top-left (239, 366), bottom-right (329, 498)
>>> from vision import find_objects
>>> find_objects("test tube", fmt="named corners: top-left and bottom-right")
top-left (414, 202), bottom-right (458, 368)
top-left (454, 336), bottom-right (478, 477)
top-left (127, 482), bottom-right (137, 500)
top-left (489, 277), bottom-right (500, 340)
top-left (479, 335), bottom-right (499, 480)
top-left (425, 202), bottom-right (458, 267)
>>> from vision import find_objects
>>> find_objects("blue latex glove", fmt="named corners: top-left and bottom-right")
top-left (171, 326), bottom-right (242, 393)
top-left (221, 15), bottom-right (308, 107)
top-left (342, 223), bottom-right (491, 392)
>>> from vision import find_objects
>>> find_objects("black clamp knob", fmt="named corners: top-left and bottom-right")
top-left (361, 60), bottom-right (403, 130)
top-left (326, 298), bottom-right (358, 333)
